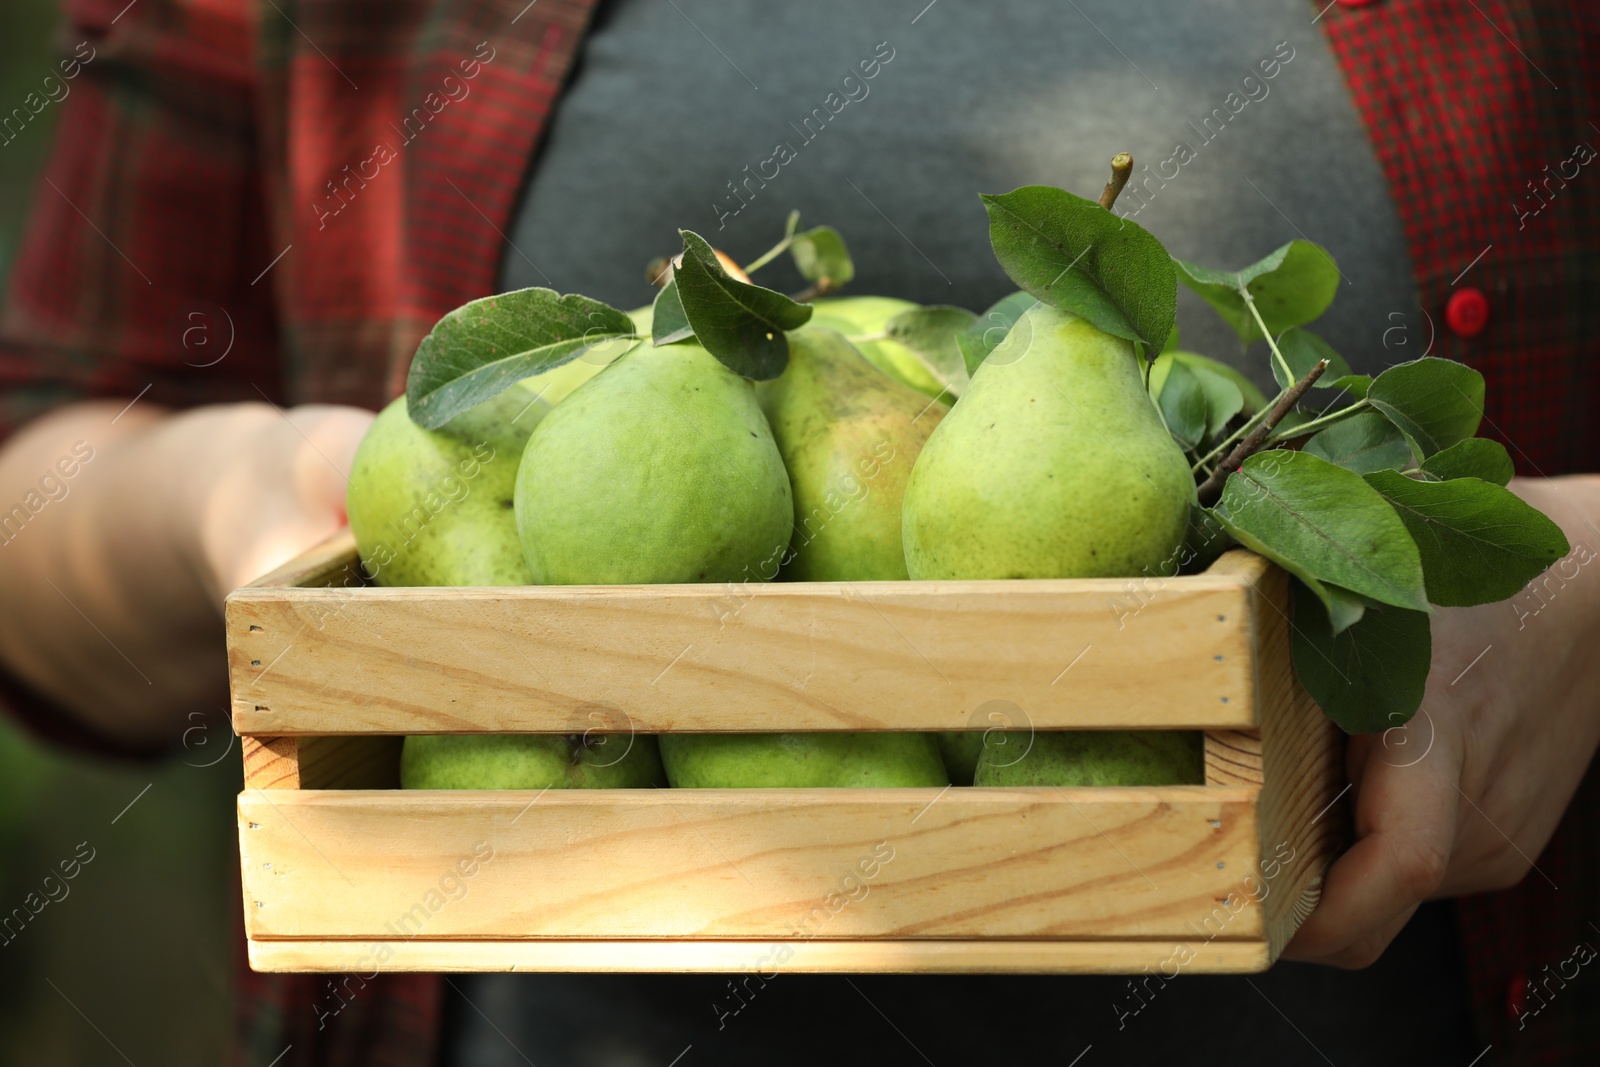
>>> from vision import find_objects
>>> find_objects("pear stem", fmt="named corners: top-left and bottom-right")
top-left (1241, 289), bottom-right (1295, 387)
top-left (1195, 359), bottom-right (1328, 506)
top-left (742, 235), bottom-right (794, 276)
top-left (1099, 153), bottom-right (1134, 211)
top-left (1264, 397), bottom-right (1370, 445)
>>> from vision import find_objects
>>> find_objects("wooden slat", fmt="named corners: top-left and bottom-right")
top-left (241, 737), bottom-right (402, 790)
top-left (248, 937), bottom-right (1272, 975)
top-left (239, 787), bottom-right (1263, 942)
top-left (226, 550), bottom-right (1262, 735)
top-left (1250, 565), bottom-right (1345, 958)
top-left (243, 529), bottom-right (366, 590)
top-left (241, 737), bottom-right (302, 789)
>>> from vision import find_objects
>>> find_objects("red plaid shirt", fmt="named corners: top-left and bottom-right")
top-left (1, 1), bottom-right (1596, 1064)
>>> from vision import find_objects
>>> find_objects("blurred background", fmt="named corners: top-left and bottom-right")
top-left (0, 5), bottom-right (238, 1064)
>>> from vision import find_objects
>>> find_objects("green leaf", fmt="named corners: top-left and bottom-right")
top-left (1271, 409), bottom-right (1317, 439)
top-left (1156, 356), bottom-right (1207, 451)
top-left (1211, 511), bottom-right (1367, 634)
top-left (1162, 324), bottom-right (1180, 354)
top-left (1211, 449), bottom-right (1430, 613)
top-left (1272, 327), bottom-right (1353, 391)
top-left (1366, 357), bottom-right (1485, 458)
top-left (885, 305), bottom-right (979, 395)
top-left (1419, 438), bottom-right (1514, 486)
top-left (1174, 241), bottom-right (1340, 345)
top-left (1302, 411), bottom-right (1416, 475)
top-left (1185, 363), bottom-right (1245, 440)
top-left (790, 225), bottom-right (855, 288)
top-left (1168, 351), bottom-right (1268, 416)
top-left (1363, 471), bottom-right (1569, 607)
top-left (674, 229), bottom-right (813, 380)
top-left (981, 186), bottom-right (1176, 351)
top-left (1290, 579), bottom-right (1432, 733)
top-left (650, 279), bottom-right (693, 346)
top-left (1327, 373), bottom-right (1372, 399)
top-left (406, 287), bottom-right (636, 429)
top-left (956, 291), bottom-right (1038, 376)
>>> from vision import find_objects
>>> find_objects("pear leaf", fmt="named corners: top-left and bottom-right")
top-left (1162, 324), bottom-right (1180, 354)
top-left (1273, 327), bottom-right (1353, 391)
top-left (650, 279), bottom-right (694, 346)
top-left (1366, 357), bottom-right (1485, 457)
top-left (885, 305), bottom-right (979, 395)
top-left (981, 185), bottom-right (1176, 351)
top-left (1175, 241), bottom-right (1340, 345)
top-left (406, 287), bottom-right (637, 429)
top-left (674, 229), bottom-right (813, 380)
top-left (1290, 578), bottom-right (1432, 733)
top-left (1327, 373), bottom-right (1372, 399)
top-left (1184, 362), bottom-right (1245, 440)
top-left (1419, 438), bottom-right (1514, 486)
top-left (957, 291), bottom-right (1038, 375)
top-left (1150, 354), bottom-right (1244, 440)
top-left (1211, 449), bottom-right (1430, 613)
top-left (1156, 356), bottom-right (1207, 451)
top-left (790, 225), bottom-right (855, 288)
top-left (1209, 510), bottom-right (1368, 634)
top-left (1302, 411), bottom-right (1415, 475)
top-left (1363, 471), bottom-right (1569, 607)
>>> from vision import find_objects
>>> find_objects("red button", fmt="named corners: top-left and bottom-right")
top-left (1506, 972), bottom-right (1528, 1020)
top-left (1447, 287), bottom-right (1490, 338)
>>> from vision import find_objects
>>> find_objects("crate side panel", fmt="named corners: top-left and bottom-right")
top-left (248, 937), bottom-right (1272, 975)
top-left (228, 578), bottom-right (1257, 734)
top-left (1250, 566), bottom-right (1345, 958)
top-left (239, 788), bottom-right (1264, 942)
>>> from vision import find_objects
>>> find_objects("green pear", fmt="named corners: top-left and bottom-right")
top-left (809, 296), bottom-right (949, 403)
top-left (902, 303), bottom-right (1193, 580)
top-left (972, 731), bottom-right (1203, 787)
top-left (757, 327), bottom-right (943, 581)
top-left (659, 733), bottom-right (947, 788)
top-left (665, 329), bottom-right (949, 788)
top-left (401, 733), bottom-right (666, 789)
top-left (515, 341), bottom-right (793, 584)
top-left (346, 388), bottom-right (544, 586)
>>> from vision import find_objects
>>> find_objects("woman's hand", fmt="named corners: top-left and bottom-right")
top-left (148, 402), bottom-right (375, 602)
top-left (0, 400), bottom-right (373, 746)
top-left (1285, 475), bottom-right (1600, 967)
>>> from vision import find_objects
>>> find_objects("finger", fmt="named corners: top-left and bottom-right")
top-left (1283, 731), bottom-right (1462, 966)
top-left (1289, 905), bottom-right (1421, 970)
top-left (1345, 732), bottom-right (1375, 790)
top-left (284, 405), bottom-right (375, 522)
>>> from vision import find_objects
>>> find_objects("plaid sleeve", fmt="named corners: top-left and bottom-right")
top-left (0, 0), bottom-right (285, 448)
top-left (0, 0), bottom-right (283, 751)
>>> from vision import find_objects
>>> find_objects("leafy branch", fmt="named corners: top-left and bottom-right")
top-left (1195, 359), bottom-right (1327, 506)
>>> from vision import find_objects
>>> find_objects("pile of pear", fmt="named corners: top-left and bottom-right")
top-left (346, 298), bottom-right (1202, 791)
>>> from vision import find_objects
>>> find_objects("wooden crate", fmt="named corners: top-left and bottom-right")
top-left (226, 533), bottom-right (1342, 975)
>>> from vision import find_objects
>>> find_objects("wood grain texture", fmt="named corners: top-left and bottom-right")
top-left (226, 545), bottom-right (1263, 735)
top-left (242, 737), bottom-right (301, 790)
top-left (239, 787), bottom-right (1264, 942)
top-left (242, 737), bottom-right (402, 790)
top-left (1249, 565), bottom-right (1345, 958)
top-left (248, 937), bottom-right (1272, 975)
top-left (243, 529), bottom-right (367, 590)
